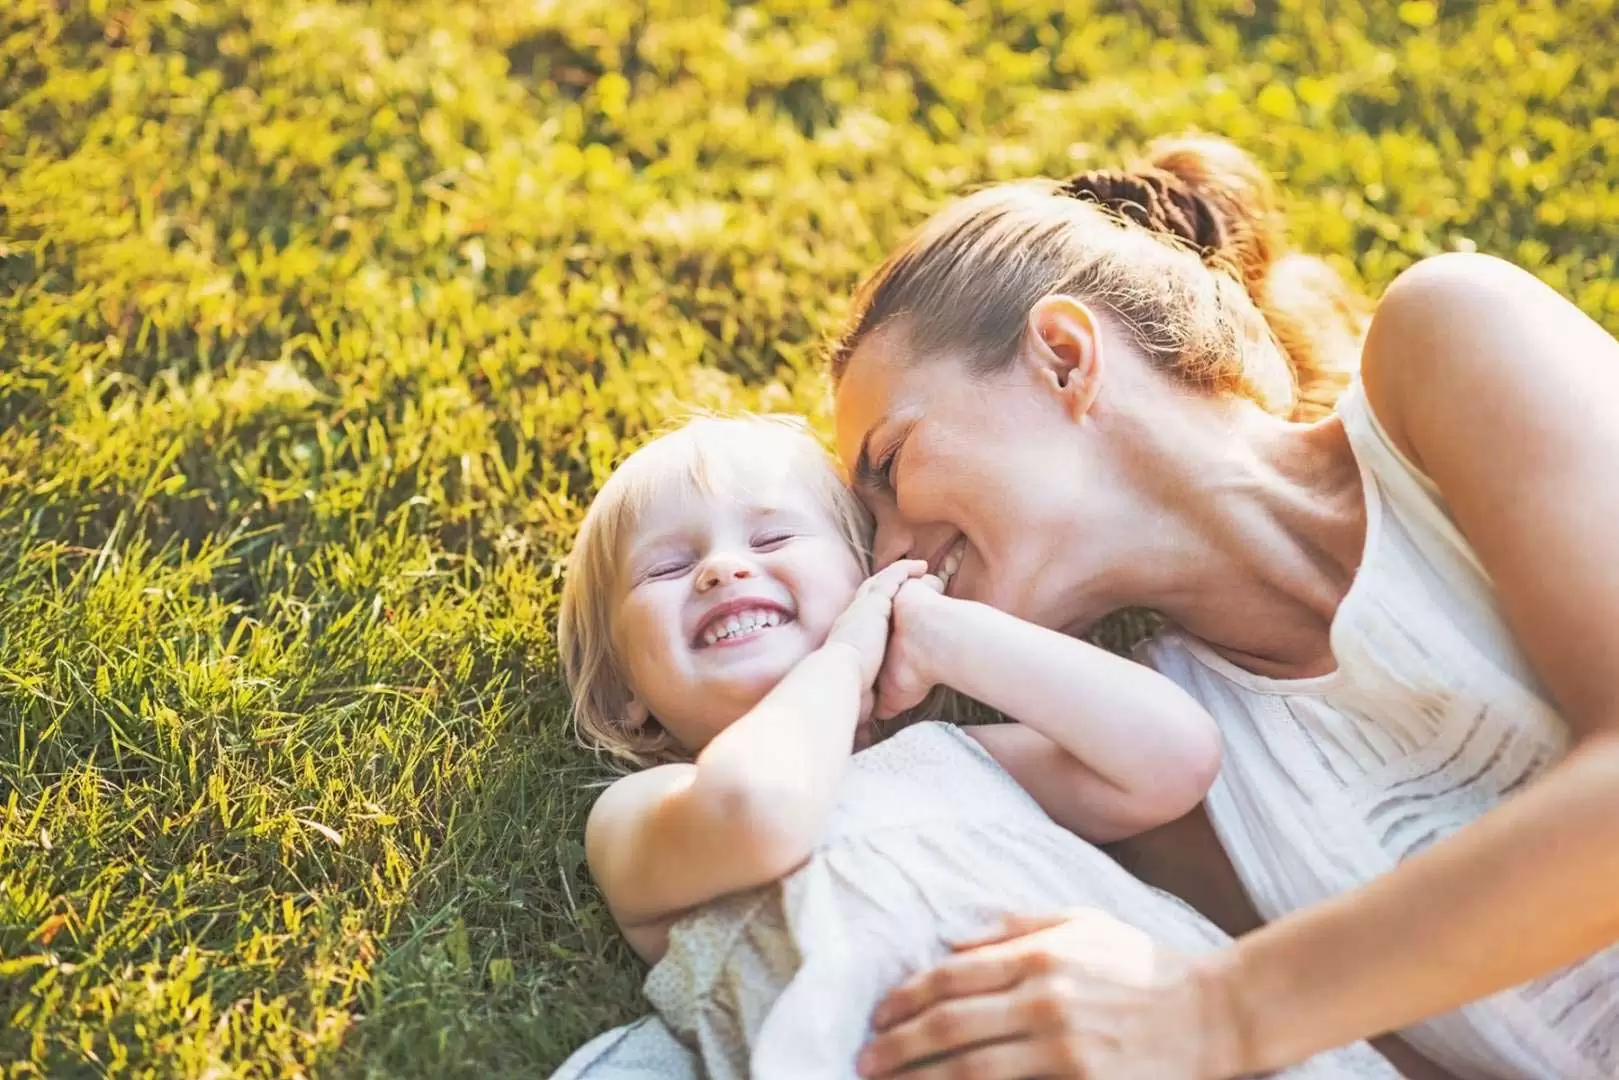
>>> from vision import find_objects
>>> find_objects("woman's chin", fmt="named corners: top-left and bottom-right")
top-left (956, 571), bottom-right (1013, 616)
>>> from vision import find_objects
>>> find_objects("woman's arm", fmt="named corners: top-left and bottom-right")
top-left (1218, 251), bottom-right (1619, 1071)
top-left (856, 254), bottom-right (1619, 1080)
top-left (586, 561), bottom-right (925, 956)
top-left (879, 579), bottom-right (1222, 841)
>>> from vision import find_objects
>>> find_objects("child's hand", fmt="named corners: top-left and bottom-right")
top-left (826, 559), bottom-right (930, 686)
top-left (874, 574), bottom-right (951, 720)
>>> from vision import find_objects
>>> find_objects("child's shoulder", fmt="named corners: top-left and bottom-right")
top-left (582, 763), bottom-right (698, 893)
top-left (587, 762), bottom-right (698, 833)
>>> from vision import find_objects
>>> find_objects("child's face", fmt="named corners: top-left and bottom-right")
top-left (612, 464), bottom-right (865, 752)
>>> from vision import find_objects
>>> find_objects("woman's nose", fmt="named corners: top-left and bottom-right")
top-left (695, 552), bottom-right (756, 592)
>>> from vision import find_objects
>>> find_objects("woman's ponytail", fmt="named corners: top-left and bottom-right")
top-left (1061, 136), bottom-right (1371, 419)
top-left (1144, 136), bottom-right (1371, 420)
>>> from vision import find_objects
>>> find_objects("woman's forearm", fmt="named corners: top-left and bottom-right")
top-left (1213, 727), bottom-right (1619, 1075)
top-left (930, 599), bottom-right (1220, 796)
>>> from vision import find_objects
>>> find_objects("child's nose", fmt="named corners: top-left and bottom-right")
top-left (695, 552), bottom-right (756, 592)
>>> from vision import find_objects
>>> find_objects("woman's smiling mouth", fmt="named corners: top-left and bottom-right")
top-left (934, 537), bottom-right (967, 596)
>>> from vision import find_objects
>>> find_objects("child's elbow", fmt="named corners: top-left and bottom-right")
top-left (1161, 718), bottom-right (1223, 818)
top-left (1121, 718), bottom-right (1223, 832)
top-left (1165, 722), bottom-right (1223, 816)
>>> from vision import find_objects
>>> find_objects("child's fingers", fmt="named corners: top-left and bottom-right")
top-left (880, 558), bottom-right (929, 581)
top-left (864, 559), bottom-right (927, 600)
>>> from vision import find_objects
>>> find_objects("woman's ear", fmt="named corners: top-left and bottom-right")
top-left (1022, 295), bottom-right (1105, 422)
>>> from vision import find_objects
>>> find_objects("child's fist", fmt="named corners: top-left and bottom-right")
top-left (826, 560), bottom-right (929, 686)
top-left (874, 574), bottom-right (950, 720)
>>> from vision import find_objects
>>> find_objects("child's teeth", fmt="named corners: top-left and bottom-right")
top-left (702, 608), bottom-right (788, 645)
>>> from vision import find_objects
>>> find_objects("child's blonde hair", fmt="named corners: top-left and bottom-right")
top-left (557, 415), bottom-right (872, 769)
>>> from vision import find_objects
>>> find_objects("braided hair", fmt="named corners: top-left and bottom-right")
top-left (1059, 168), bottom-right (1229, 261)
top-left (830, 135), bottom-right (1369, 421)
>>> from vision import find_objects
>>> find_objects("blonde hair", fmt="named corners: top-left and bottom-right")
top-left (556, 415), bottom-right (872, 769)
top-left (829, 135), bottom-right (1369, 421)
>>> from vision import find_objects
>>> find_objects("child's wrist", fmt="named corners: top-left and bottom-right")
top-left (817, 638), bottom-right (867, 679)
top-left (908, 590), bottom-right (971, 686)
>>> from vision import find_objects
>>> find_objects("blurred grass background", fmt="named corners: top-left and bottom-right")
top-left (2, 0), bottom-right (1616, 1075)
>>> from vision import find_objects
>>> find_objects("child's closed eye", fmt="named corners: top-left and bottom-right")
top-left (751, 531), bottom-right (797, 551)
top-left (643, 559), bottom-right (694, 581)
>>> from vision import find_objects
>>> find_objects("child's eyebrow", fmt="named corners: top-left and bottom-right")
top-left (626, 529), bottom-right (689, 554)
top-left (621, 528), bottom-right (693, 569)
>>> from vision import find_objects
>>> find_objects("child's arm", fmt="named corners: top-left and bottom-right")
top-left (878, 577), bottom-right (1220, 843)
top-left (586, 561), bottom-right (927, 957)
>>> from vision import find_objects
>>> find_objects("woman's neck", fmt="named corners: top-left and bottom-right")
top-left (1089, 395), bottom-right (1369, 679)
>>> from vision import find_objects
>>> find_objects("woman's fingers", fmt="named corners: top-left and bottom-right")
top-left (863, 911), bottom-right (1210, 1080)
top-left (871, 943), bottom-right (1038, 1030)
top-left (857, 991), bottom-right (1020, 1076)
top-left (859, 1030), bottom-right (1071, 1080)
top-left (858, 986), bottom-right (1051, 1077)
top-left (945, 910), bottom-right (1073, 952)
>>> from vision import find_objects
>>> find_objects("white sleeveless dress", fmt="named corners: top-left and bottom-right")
top-left (1140, 378), bottom-right (1617, 1080)
top-left (550, 721), bottom-right (1397, 1079)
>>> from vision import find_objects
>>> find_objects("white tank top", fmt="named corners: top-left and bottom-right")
top-left (1139, 379), bottom-right (1618, 1080)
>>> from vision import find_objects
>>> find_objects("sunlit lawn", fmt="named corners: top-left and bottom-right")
top-left (2, 0), bottom-right (1615, 1074)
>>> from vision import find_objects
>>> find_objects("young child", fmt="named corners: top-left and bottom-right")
top-left (550, 415), bottom-right (1396, 1080)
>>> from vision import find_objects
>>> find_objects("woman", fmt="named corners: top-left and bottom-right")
top-left (830, 136), bottom-right (1619, 1080)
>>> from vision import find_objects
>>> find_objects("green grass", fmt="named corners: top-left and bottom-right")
top-left (1, 0), bottom-right (1616, 1075)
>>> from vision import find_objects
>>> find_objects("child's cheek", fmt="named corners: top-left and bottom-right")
top-left (618, 597), bottom-right (669, 662)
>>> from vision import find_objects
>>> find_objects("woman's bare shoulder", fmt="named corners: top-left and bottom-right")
top-left (1359, 252), bottom-right (1616, 469)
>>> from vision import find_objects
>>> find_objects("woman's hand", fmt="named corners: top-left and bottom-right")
top-left (873, 574), bottom-right (951, 719)
top-left (857, 909), bottom-right (1242, 1080)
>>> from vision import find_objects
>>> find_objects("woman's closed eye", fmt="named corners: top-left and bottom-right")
top-left (876, 445), bottom-right (902, 499)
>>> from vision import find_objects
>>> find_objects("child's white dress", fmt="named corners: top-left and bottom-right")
top-left (550, 721), bottom-right (1398, 1078)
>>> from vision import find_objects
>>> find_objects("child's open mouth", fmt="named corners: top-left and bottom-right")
top-left (694, 603), bottom-right (794, 648)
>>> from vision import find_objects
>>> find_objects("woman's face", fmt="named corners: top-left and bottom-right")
top-left (833, 324), bottom-right (1102, 630)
